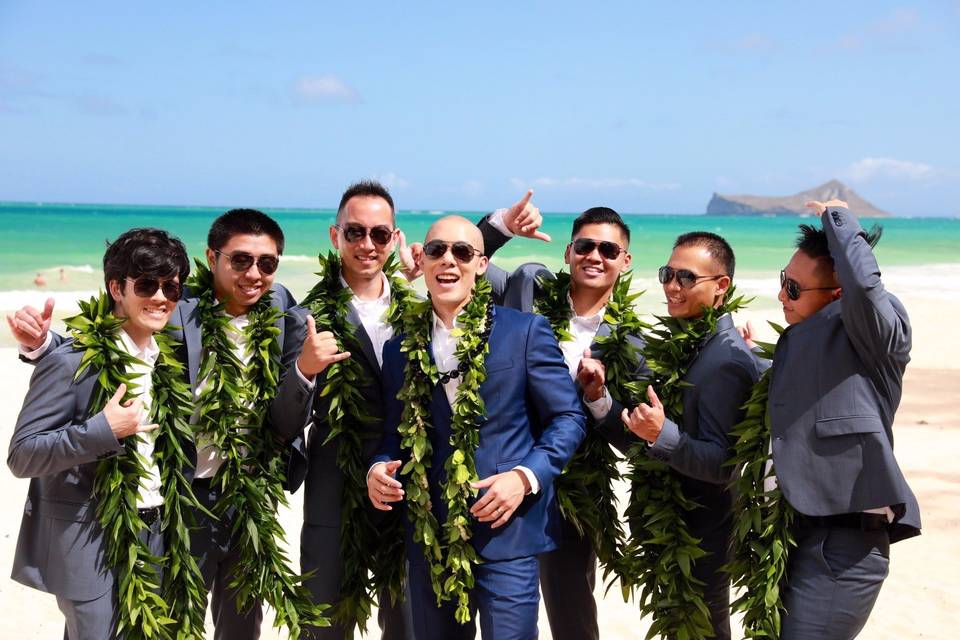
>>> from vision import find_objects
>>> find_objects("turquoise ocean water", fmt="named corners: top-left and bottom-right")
top-left (1, 201), bottom-right (957, 311)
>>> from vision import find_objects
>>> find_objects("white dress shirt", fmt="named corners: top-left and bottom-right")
top-left (557, 296), bottom-right (613, 420)
top-left (341, 272), bottom-right (393, 367)
top-left (116, 329), bottom-right (164, 509)
top-left (431, 312), bottom-right (540, 494)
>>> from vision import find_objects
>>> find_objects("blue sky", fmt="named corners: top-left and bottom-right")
top-left (1, 1), bottom-right (957, 216)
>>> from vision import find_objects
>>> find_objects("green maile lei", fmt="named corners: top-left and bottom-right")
top-left (396, 277), bottom-right (493, 624)
top-left (300, 252), bottom-right (413, 636)
top-left (617, 288), bottom-right (747, 640)
top-left (534, 271), bottom-right (649, 586)
top-left (187, 260), bottom-right (328, 637)
top-left (724, 324), bottom-right (797, 639)
top-left (67, 292), bottom-right (207, 639)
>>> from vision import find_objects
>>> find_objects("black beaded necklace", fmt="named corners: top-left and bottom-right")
top-left (436, 301), bottom-right (494, 385)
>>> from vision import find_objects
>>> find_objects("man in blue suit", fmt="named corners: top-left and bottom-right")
top-left (367, 215), bottom-right (586, 639)
top-left (763, 200), bottom-right (920, 639)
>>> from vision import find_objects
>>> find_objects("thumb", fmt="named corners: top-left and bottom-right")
top-left (470, 476), bottom-right (496, 489)
top-left (42, 298), bottom-right (55, 322)
top-left (647, 385), bottom-right (662, 409)
top-left (385, 460), bottom-right (402, 474)
top-left (305, 314), bottom-right (317, 337)
top-left (583, 347), bottom-right (592, 360)
top-left (746, 320), bottom-right (755, 336)
top-left (110, 383), bottom-right (127, 404)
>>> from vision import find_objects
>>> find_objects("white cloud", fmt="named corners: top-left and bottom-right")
top-left (293, 74), bottom-right (359, 105)
top-left (845, 157), bottom-right (938, 182)
top-left (375, 172), bottom-right (410, 189)
top-left (834, 8), bottom-right (921, 50)
top-left (511, 177), bottom-right (680, 191)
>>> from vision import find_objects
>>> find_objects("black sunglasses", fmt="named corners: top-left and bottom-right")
top-left (658, 265), bottom-right (725, 289)
top-left (126, 277), bottom-right (183, 302)
top-left (780, 270), bottom-right (836, 301)
top-left (422, 240), bottom-right (482, 263)
top-left (336, 224), bottom-right (394, 246)
top-left (214, 249), bottom-right (280, 275)
top-left (571, 238), bottom-right (626, 260)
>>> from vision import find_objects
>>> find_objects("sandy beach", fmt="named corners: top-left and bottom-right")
top-left (0, 288), bottom-right (956, 639)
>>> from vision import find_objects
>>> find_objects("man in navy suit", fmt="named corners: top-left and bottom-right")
top-left (367, 215), bottom-right (586, 639)
top-left (762, 200), bottom-right (920, 639)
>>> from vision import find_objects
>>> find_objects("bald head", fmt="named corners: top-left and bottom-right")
top-left (425, 215), bottom-right (485, 253)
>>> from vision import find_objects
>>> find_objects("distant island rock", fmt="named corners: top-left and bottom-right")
top-left (706, 180), bottom-right (891, 217)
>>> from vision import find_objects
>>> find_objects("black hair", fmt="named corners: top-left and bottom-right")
top-left (103, 227), bottom-right (190, 308)
top-left (795, 222), bottom-right (883, 265)
top-left (337, 180), bottom-right (396, 225)
top-left (571, 206), bottom-right (630, 244)
top-left (207, 208), bottom-right (285, 254)
top-left (674, 231), bottom-right (736, 278)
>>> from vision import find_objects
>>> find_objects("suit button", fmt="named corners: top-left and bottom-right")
top-left (831, 210), bottom-right (844, 226)
top-left (774, 436), bottom-right (783, 441)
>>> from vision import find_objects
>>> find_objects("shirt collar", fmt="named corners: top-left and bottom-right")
top-left (118, 328), bottom-right (160, 364)
top-left (340, 272), bottom-right (391, 306)
top-left (567, 293), bottom-right (605, 331)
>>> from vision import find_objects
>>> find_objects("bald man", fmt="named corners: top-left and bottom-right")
top-left (367, 216), bottom-right (586, 639)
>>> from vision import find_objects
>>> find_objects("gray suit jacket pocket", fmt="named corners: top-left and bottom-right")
top-left (815, 416), bottom-right (883, 438)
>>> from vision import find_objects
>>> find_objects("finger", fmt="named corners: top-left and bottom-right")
top-left (621, 407), bottom-right (633, 426)
top-left (371, 496), bottom-right (392, 511)
top-left (746, 320), bottom-right (755, 337)
top-left (137, 423), bottom-right (160, 433)
top-left (472, 497), bottom-right (502, 519)
top-left (647, 386), bottom-right (663, 409)
top-left (23, 306), bottom-right (45, 327)
top-left (377, 472), bottom-right (403, 489)
top-left (322, 351), bottom-right (351, 364)
top-left (5, 315), bottom-right (15, 333)
top-left (532, 230), bottom-right (552, 242)
top-left (470, 487), bottom-right (496, 514)
top-left (385, 460), bottom-right (402, 475)
top-left (513, 189), bottom-right (533, 212)
top-left (470, 476), bottom-right (495, 490)
top-left (397, 229), bottom-right (408, 250)
top-left (110, 384), bottom-right (127, 404)
top-left (305, 314), bottom-right (317, 337)
top-left (490, 507), bottom-right (514, 529)
top-left (378, 485), bottom-right (404, 500)
top-left (41, 297), bottom-right (55, 322)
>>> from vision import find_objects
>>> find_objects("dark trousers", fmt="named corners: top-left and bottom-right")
top-left (57, 514), bottom-right (164, 640)
top-left (407, 555), bottom-right (540, 640)
top-left (781, 524), bottom-right (889, 639)
top-left (192, 478), bottom-right (263, 640)
top-left (538, 519), bottom-right (599, 640)
top-left (300, 522), bottom-right (413, 639)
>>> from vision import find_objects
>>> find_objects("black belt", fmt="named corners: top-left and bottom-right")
top-left (803, 512), bottom-right (888, 532)
top-left (138, 506), bottom-right (161, 526)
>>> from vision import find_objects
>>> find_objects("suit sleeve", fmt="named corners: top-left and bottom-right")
top-left (7, 351), bottom-right (123, 478)
top-left (18, 330), bottom-right (66, 365)
top-left (371, 341), bottom-right (404, 467)
top-left (647, 359), bottom-right (754, 484)
top-left (269, 305), bottom-right (315, 443)
top-left (823, 206), bottom-right (911, 376)
top-left (518, 315), bottom-right (587, 489)
top-left (593, 336), bottom-right (651, 455)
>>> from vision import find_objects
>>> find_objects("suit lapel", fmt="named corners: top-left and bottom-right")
top-left (346, 304), bottom-right (381, 373)
top-left (589, 320), bottom-right (613, 357)
top-left (178, 298), bottom-right (203, 389)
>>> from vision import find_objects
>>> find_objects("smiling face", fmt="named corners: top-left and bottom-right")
top-left (421, 216), bottom-right (488, 320)
top-left (563, 222), bottom-right (632, 294)
top-left (205, 233), bottom-right (278, 316)
top-left (779, 249), bottom-right (840, 325)
top-left (329, 194), bottom-right (398, 282)
top-left (662, 243), bottom-right (730, 318)
top-left (109, 276), bottom-right (179, 346)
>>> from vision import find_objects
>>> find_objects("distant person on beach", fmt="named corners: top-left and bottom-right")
top-left (367, 214), bottom-right (585, 639)
top-left (33, 272), bottom-right (46, 288)
top-left (59, 267), bottom-right (66, 282)
top-left (755, 199), bottom-right (920, 639)
top-left (477, 205), bottom-right (646, 640)
top-left (8, 228), bottom-right (189, 639)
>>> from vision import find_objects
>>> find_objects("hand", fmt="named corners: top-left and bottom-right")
top-left (297, 315), bottom-right (350, 378)
top-left (470, 470), bottom-right (528, 529)
top-left (397, 230), bottom-right (424, 281)
top-left (621, 385), bottom-right (665, 443)
top-left (103, 383), bottom-right (157, 439)
top-left (503, 189), bottom-right (551, 242)
top-left (576, 347), bottom-right (606, 402)
top-left (737, 319), bottom-right (757, 350)
top-left (6, 298), bottom-right (55, 351)
top-left (805, 199), bottom-right (848, 215)
top-left (368, 460), bottom-right (404, 511)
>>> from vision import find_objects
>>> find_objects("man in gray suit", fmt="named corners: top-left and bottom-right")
top-left (478, 206), bottom-right (648, 640)
top-left (764, 200), bottom-right (920, 639)
top-left (10, 210), bottom-right (321, 639)
top-left (620, 232), bottom-right (761, 640)
top-left (8, 227), bottom-right (190, 639)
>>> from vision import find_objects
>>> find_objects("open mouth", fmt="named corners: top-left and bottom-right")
top-left (581, 265), bottom-right (604, 276)
top-left (666, 295), bottom-right (684, 305)
top-left (435, 273), bottom-right (460, 285)
top-left (143, 305), bottom-right (171, 319)
top-left (238, 283), bottom-right (262, 297)
top-left (354, 253), bottom-right (378, 265)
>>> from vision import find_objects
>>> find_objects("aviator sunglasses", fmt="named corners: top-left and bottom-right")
top-left (214, 249), bottom-right (280, 275)
top-left (571, 238), bottom-right (626, 260)
top-left (658, 265), bottom-right (725, 289)
top-left (422, 240), bottom-right (482, 262)
top-left (336, 223), bottom-right (394, 246)
top-left (780, 270), bottom-right (836, 301)
top-left (125, 277), bottom-right (183, 302)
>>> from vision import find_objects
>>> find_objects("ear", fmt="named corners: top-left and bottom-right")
top-left (563, 243), bottom-right (573, 266)
top-left (476, 255), bottom-right (489, 275)
top-left (328, 225), bottom-right (340, 250)
top-left (621, 251), bottom-right (633, 272)
top-left (108, 279), bottom-right (123, 304)
top-left (715, 275), bottom-right (732, 301)
top-left (205, 247), bottom-right (217, 270)
top-left (832, 287), bottom-right (842, 301)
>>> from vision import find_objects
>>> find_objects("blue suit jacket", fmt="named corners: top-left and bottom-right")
top-left (768, 206), bottom-right (920, 542)
top-left (374, 305), bottom-right (587, 561)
